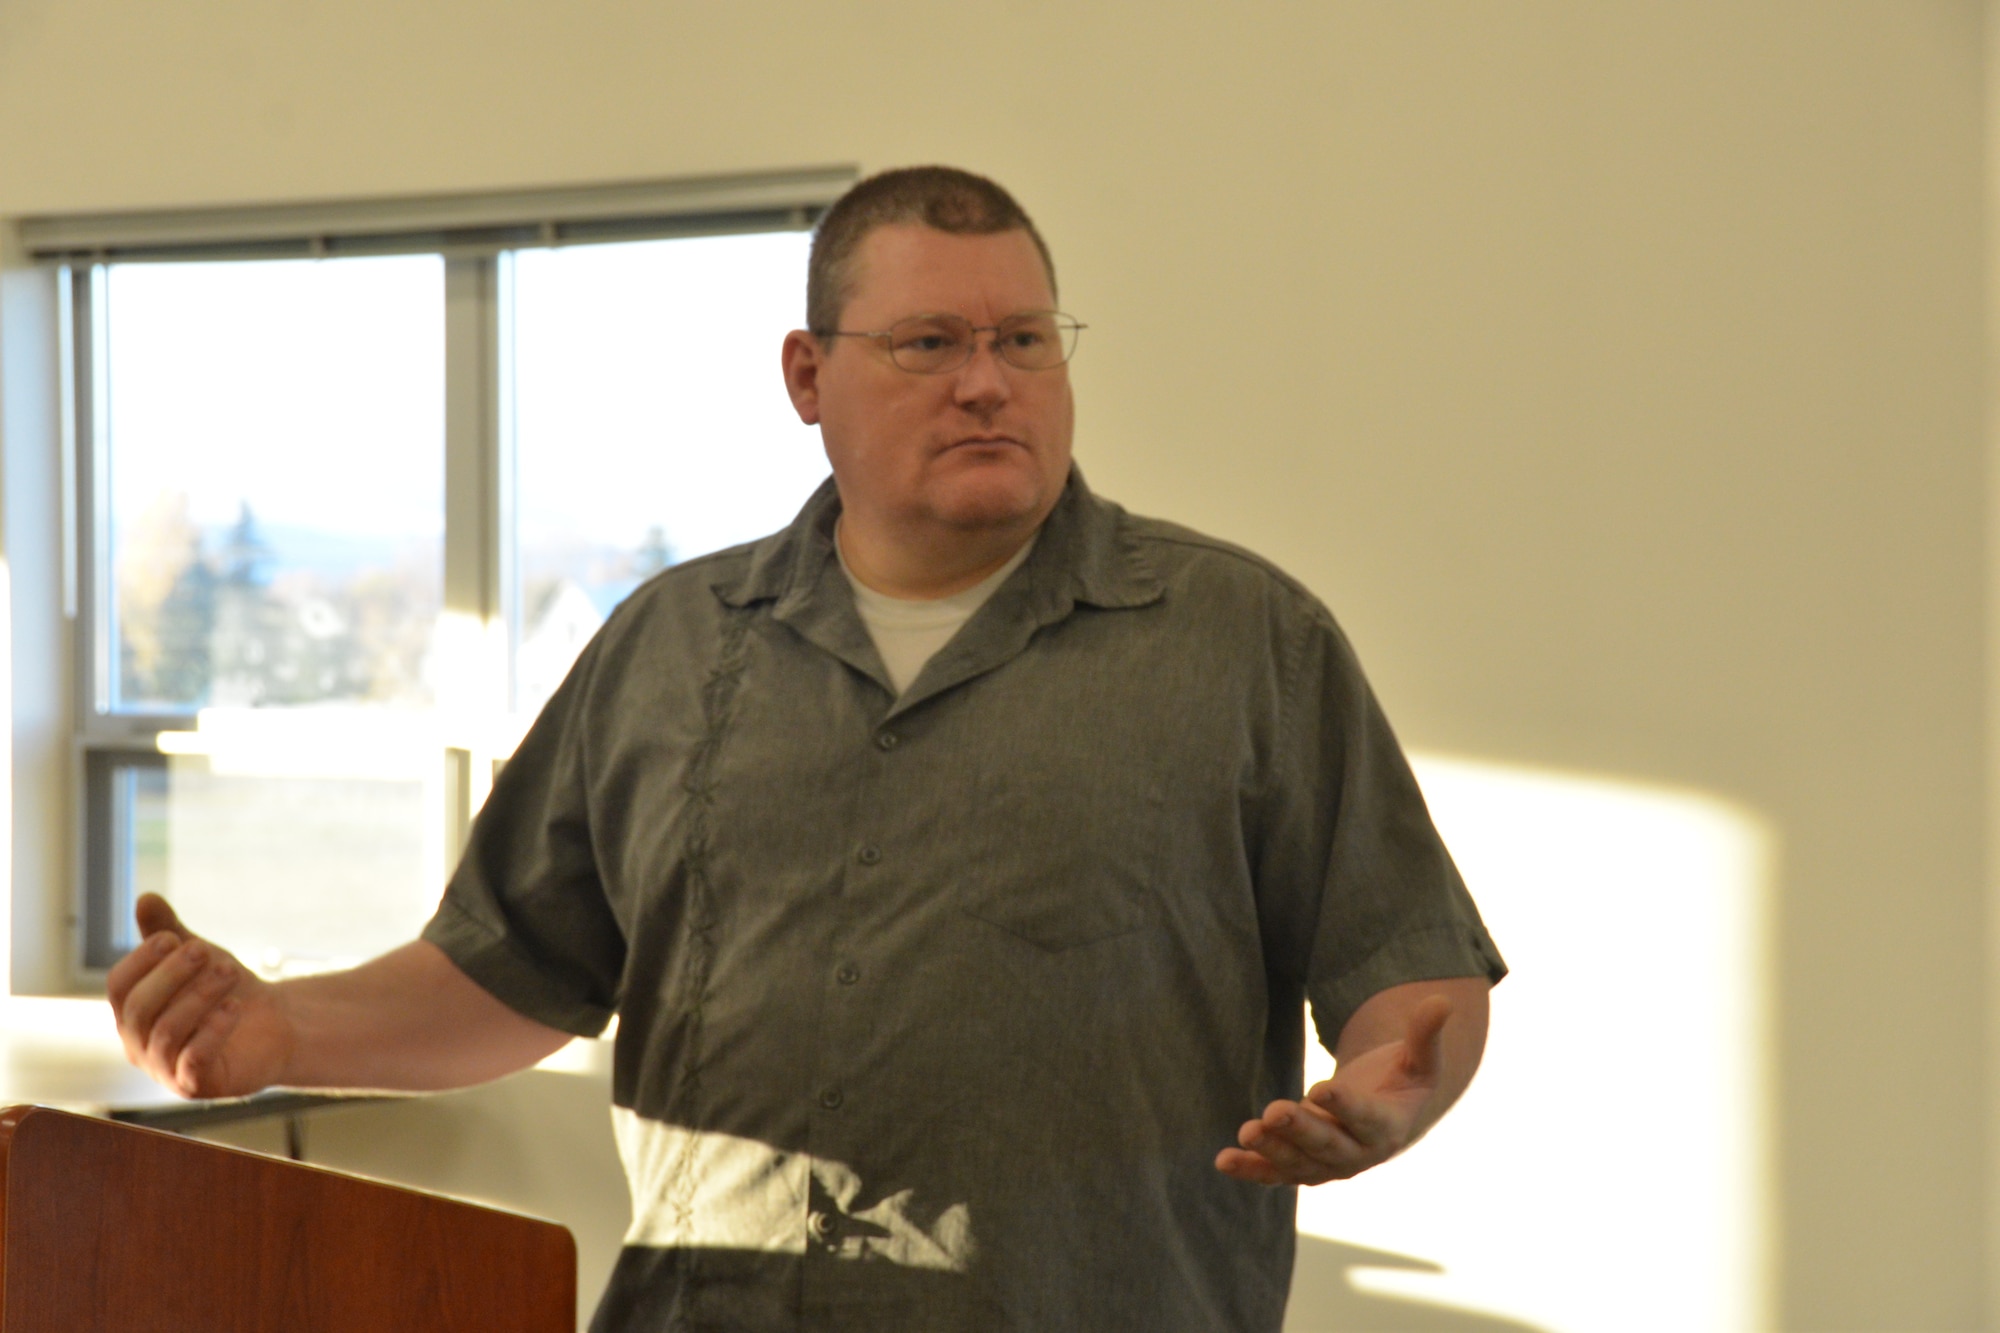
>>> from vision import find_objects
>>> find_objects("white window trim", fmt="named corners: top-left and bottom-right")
top-left (0, 166), bottom-right (855, 994)
top-left (17, 166), bottom-right (856, 262)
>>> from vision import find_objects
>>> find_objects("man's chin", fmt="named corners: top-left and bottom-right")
top-left (927, 471), bottom-right (1057, 533)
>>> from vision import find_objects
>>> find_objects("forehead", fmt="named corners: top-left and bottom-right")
top-left (843, 224), bottom-right (1055, 323)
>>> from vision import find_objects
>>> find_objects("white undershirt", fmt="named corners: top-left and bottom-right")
top-left (838, 532), bottom-right (1037, 695)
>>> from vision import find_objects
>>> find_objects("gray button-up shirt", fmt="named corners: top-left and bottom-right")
top-left (425, 469), bottom-right (1505, 1332)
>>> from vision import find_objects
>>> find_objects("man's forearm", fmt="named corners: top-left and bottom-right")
top-left (276, 940), bottom-right (573, 1091)
top-left (1333, 976), bottom-right (1491, 1137)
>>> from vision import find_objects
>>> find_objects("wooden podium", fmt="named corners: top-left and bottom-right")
top-left (0, 1104), bottom-right (576, 1332)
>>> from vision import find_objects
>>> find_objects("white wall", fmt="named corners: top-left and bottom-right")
top-left (0, 262), bottom-right (69, 998)
top-left (0, 2), bottom-right (1987, 1327)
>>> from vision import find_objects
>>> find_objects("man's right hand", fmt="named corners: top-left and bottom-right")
top-left (107, 893), bottom-right (294, 1099)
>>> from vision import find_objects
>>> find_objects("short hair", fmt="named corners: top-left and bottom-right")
top-left (806, 166), bottom-right (1057, 335)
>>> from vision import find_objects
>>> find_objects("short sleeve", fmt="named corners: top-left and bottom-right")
top-left (1254, 602), bottom-right (1506, 1052)
top-left (420, 635), bottom-right (627, 1038)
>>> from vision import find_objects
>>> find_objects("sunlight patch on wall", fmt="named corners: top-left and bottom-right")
top-left (1294, 753), bottom-right (1772, 1333)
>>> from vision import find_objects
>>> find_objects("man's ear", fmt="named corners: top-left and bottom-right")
top-left (781, 329), bottom-right (825, 426)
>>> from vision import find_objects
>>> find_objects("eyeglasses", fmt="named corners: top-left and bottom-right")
top-left (822, 311), bottom-right (1085, 374)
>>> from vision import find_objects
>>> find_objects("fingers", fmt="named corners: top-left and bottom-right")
top-left (112, 935), bottom-right (238, 1088)
top-left (1214, 1145), bottom-right (1286, 1185)
top-left (110, 932), bottom-right (207, 1048)
top-left (1313, 1081), bottom-right (1399, 1149)
top-left (1220, 997), bottom-right (1461, 1189)
top-left (174, 998), bottom-right (244, 1098)
top-left (1218, 1099), bottom-right (1370, 1187)
top-left (107, 929), bottom-right (180, 1016)
top-left (109, 893), bottom-right (197, 1038)
top-left (144, 948), bottom-right (236, 1075)
top-left (133, 893), bottom-right (189, 942)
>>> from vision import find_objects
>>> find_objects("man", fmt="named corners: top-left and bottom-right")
top-left (111, 167), bottom-right (1505, 1331)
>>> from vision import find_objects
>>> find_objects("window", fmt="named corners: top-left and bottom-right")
top-left (26, 171), bottom-right (851, 979)
top-left (511, 234), bottom-right (831, 717)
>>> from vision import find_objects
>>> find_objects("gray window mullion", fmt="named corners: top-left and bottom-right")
top-left (72, 264), bottom-right (114, 722)
top-left (443, 255), bottom-right (515, 636)
top-left (442, 254), bottom-right (516, 852)
top-left (55, 266), bottom-right (78, 623)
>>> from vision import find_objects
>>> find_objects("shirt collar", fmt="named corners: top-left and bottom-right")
top-left (713, 465), bottom-right (1164, 614)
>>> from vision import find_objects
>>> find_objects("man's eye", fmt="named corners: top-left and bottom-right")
top-left (894, 327), bottom-right (962, 353)
top-left (1000, 318), bottom-right (1059, 347)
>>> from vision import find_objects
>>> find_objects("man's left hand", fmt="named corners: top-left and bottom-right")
top-left (1215, 991), bottom-right (1466, 1187)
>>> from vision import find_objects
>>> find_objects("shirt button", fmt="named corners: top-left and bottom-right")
top-left (808, 1210), bottom-right (834, 1243)
top-left (856, 845), bottom-right (881, 866)
top-left (836, 963), bottom-right (859, 985)
top-left (876, 731), bottom-right (900, 751)
top-left (819, 1087), bottom-right (844, 1110)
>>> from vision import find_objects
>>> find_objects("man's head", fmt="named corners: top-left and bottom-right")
top-left (805, 166), bottom-right (1057, 337)
top-left (783, 167), bottom-right (1075, 591)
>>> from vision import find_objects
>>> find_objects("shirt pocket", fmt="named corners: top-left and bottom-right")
top-left (955, 762), bottom-right (1163, 952)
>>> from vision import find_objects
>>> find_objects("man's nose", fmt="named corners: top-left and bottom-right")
top-left (952, 336), bottom-right (1013, 411)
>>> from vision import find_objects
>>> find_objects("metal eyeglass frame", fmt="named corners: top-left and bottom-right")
top-left (818, 311), bottom-right (1086, 373)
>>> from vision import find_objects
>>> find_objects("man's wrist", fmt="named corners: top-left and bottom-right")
top-left (263, 978), bottom-right (307, 1089)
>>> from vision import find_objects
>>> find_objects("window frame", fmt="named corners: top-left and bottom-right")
top-left (14, 168), bottom-right (853, 987)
